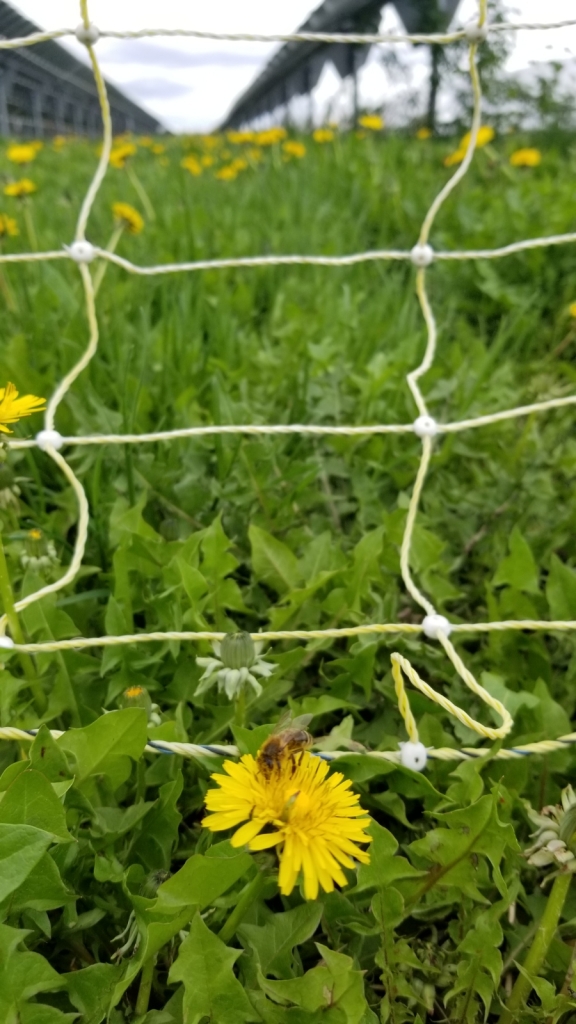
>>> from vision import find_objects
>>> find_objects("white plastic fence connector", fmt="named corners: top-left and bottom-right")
top-left (463, 20), bottom-right (489, 43)
top-left (36, 430), bottom-right (64, 452)
top-left (413, 415), bottom-right (438, 438)
top-left (399, 741), bottom-right (428, 772)
top-left (410, 243), bottom-right (434, 268)
top-left (422, 613), bottom-right (452, 639)
top-left (0, 636), bottom-right (14, 650)
top-left (66, 240), bottom-right (97, 264)
top-left (75, 22), bottom-right (100, 45)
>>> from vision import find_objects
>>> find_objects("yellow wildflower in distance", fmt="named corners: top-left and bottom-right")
top-left (53, 135), bottom-right (67, 150)
top-left (358, 114), bottom-right (384, 131)
top-left (283, 140), bottom-right (306, 159)
top-left (0, 382), bottom-right (46, 434)
top-left (181, 155), bottom-right (202, 176)
top-left (0, 214), bottom-right (18, 237)
top-left (215, 165), bottom-right (238, 181)
top-left (6, 143), bottom-right (37, 164)
top-left (203, 749), bottom-right (372, 900)
top-left (568, 302), bottom-right (576, 319)
top-left (151, 142), bottom-right (165, 155)
top-left (231, 157), bottom-right (248, 171)
top-left (416, 126), bottom-right (432, 140)
top-left (109, 143), bottom-right (137, 169)
top-left (247, 147), bottom-right (263, 162)
top-left (227, 130), bottom-right (255, 144)
top-left (313, 128), bottom-right (335, 143)
top-left (201, 135), bottom-right (221, 150)
top-left (201, 155), bottom-right (215, 168)
top-left (255, 127), bottom-right (287, 146)
top-left (444, 148), bottom-right (466, 167)
top-left (460, 125), bottom-right (495, 149)
top-left (112, 202), bottom-right (144, 234)
top-left (4, 179), bottom-right (37, 198)
top-left (509, 147), bottom-right (541, 167)
top-left (139, 136), bottom-right (153, 147)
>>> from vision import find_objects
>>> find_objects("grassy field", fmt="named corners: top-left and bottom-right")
top-left (1, 126), bottom-right (576, 1022)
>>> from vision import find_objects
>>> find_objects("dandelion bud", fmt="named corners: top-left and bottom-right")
top-left (220, 630), bottom-right (256, 670)
top-left (119, 684), bottom-right (152, 715)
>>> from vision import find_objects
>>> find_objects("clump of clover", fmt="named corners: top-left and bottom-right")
top-left (196, 630), bottom-right (274, 700)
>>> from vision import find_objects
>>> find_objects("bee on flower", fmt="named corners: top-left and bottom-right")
top-left (203, 719), bottom-right (372, 900)
top-left (112, 202), bottom-right (144, 235)
top-left (3, 179), bottom-right (37, 198)
top-left (0, 382), bottom-right (45, 435)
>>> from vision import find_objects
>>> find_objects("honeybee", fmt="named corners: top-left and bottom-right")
top-left (257, 712), bottom-right (313, 777)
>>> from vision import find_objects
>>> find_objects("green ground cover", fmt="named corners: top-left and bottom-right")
top-left (0, 127), bottom-right (576, 1021)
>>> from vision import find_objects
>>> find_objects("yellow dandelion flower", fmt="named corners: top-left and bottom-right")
top-left (30, 141), bottom-right (43, 153)
top-left (0, 214), bottom-right (18, 237)
top-left (181, 155), bottom-right (202, 176)
top-left (313, 128), bottom-right (335, 143)
top-left (215, 165), bottom-right (238, 181)
top-left (283, 140), bottom-right (306, 159)
top-left (247, 148), bottom-right (263, 162)
top-left (201, 154), bottom-right (215, 168)
top-left (230, 157), bottom-right (248, 171)
top-left (139, 136), bottom-right (153, 147)
top-left (227, 130), bottom-right (255, 144)
top-left (509, 147), bottom-right (541, 168)
top-left (0, 382), bottom-right (46, 435)
top-left (460, 125), bottom-right (495, 149)
top-left (358, 114), bottom-right (384, 131)
top-left (4, 179), bottom-right (37, 198)
top-left (28, 528), bottom-right (42, 541)
top-left (203, 749), bottom-right (372, 901)
top-left (444, 148), bottom-right (466, 167)
top-left (151, 142), bottom-right (165, 155)
top-left (112, 202), bottom-right (144, 234)
top-left (109, 143), bottom-right (137, 169)
top-left (125, 685), bottom-right (145, 698)
top-left (568, 302), bottom-right (576, 319)
top-left (416, 126), bottom-right (432, 140)
top-left (255, 127), bottom-right (287, 147)
top-left (201, 135), bottom-right (221, 150)
top-left (6, 143), bottom-right (37, 164)
top-left (52, 135), bottom-right (67, 150)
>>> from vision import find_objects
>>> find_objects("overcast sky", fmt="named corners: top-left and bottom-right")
top-left (8, 0), bottom-right (576, 131)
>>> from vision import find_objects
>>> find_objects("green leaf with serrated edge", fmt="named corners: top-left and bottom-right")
top-left (546, 553), bottom-right (576, 619)
top-left (20, 1006), bottom-right (77, 1024)
top-left (57, 708), bottom-right (147, 786)
top-left (249, 523), bottom-right (301, 594)
top-left (154, 841), bottom-right (252, 911)
top-left (493, 525), bottom-right (539, 593)
top-left (259, 942), bottom-right (369, 1023)
top-left (0, 825), bottom-right (52, 902)
top-left (29, 725), bottom-right (72, 782)
top-left (355, 821), bottom-right (421, 893)
top-left (0, 769), bottom-right (72, 842)
top-left (64, 964), bottom-right (124, 1024)
top-left (239, 903), bottom-right (323, 979)
top-left (169, 912), bottom-right (258, 1024)
top-left (6, 851), bottom-right (74, 912)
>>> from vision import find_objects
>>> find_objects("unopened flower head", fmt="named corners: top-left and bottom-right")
top-left (0, 213), bottom-right (18, 238)
top-left (112, 201), bottom-right (144, 234)
top-left (203, 747), bottom-right (372, 900)
top-left (358, 114), bottom-right (384, 131)
top-left (4, 179), bottom-right (37, 198)
top-left (195, 631), bottom-right (274, 700)
top-left (509, 147), bottom-right (541, 168)
top-left (0, 382), bottom-right (45, 434)
top-left (525, 785), bottom-right (576, 879)
top-left (6, 143), bottom-right (37, 165)
top-left (21, 529), bottom-right (59, 571)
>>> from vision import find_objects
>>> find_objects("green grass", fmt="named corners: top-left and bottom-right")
top-left (0, 128), bottom-right (576, 1021)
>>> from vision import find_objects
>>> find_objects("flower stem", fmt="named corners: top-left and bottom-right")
top-left (0, 531), bottom-right (45, 711)
top-left (23, 201), bottom-right (38, 251)
top-left (498, 872), bottom-right (572, 1024)
top-left (234, 685), bottom-right (246, 727)
top-left (218, 869), bottom-right (266, 945)
top-left (126, 164), bottom-right (156, 221)
top-left (93, 224), bottom-right (123, 296)
top-left (134, 954), bottom-right (156, 1020)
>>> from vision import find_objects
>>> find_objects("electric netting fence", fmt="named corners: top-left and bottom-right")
top-left (1, 0), bottom-right (576, 769)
